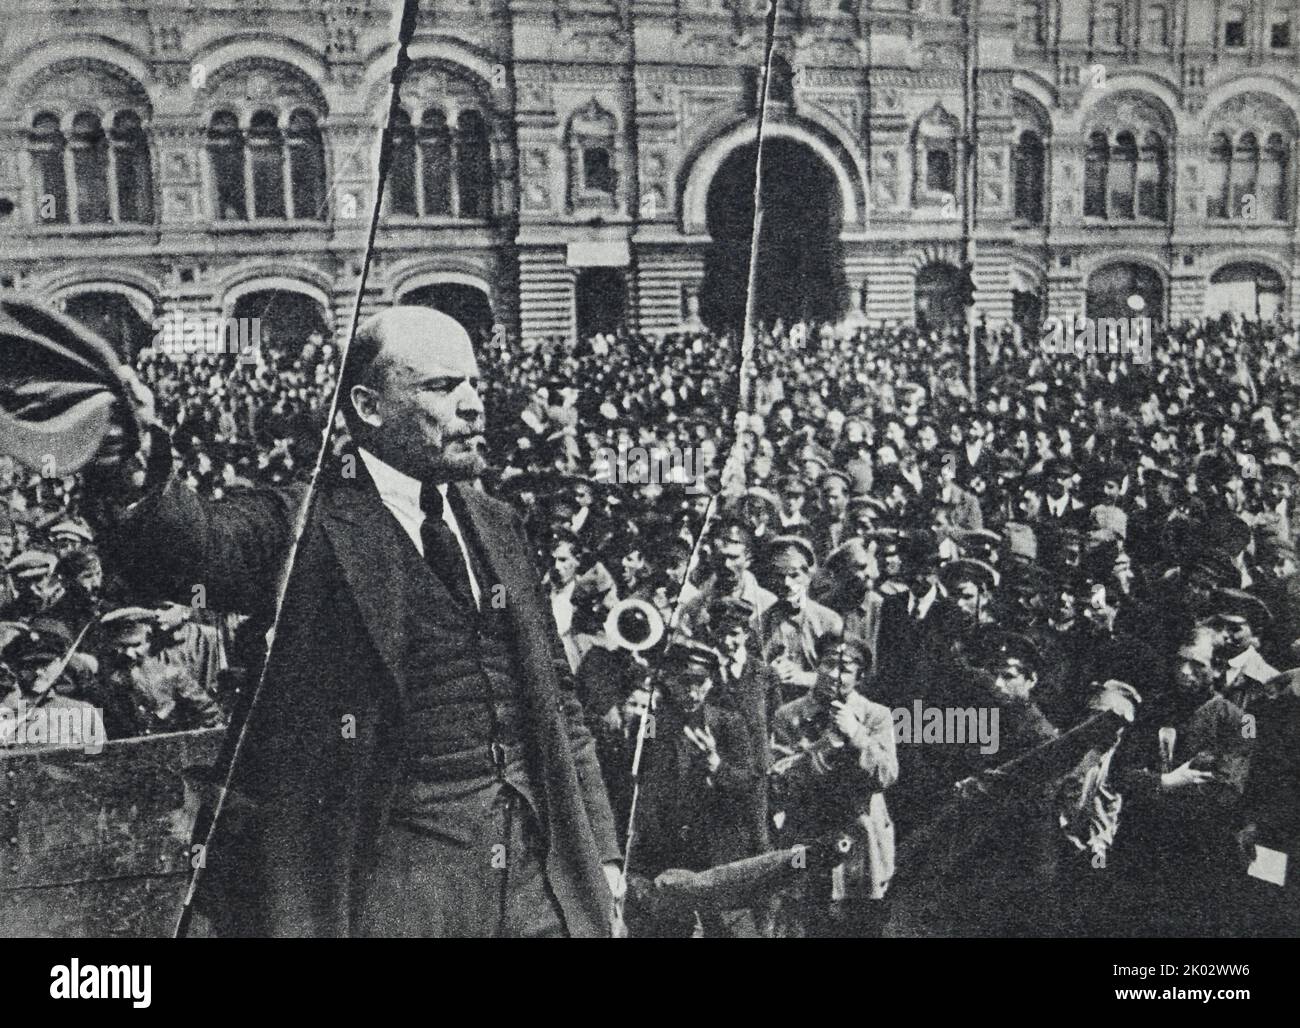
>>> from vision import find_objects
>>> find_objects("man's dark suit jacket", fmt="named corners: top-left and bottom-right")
top-left (106, 459), bottom-right (620, 937)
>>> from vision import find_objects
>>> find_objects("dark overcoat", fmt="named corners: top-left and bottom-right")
top-left (108, 460), bottom-right (620, 937)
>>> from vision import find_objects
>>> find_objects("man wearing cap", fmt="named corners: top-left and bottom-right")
top-left (1208, 589), bottom-right (1280, 711)
top-left (931, 451), bottom-right (984, 533)
top-left (626, 639), bottom-right (760, 937)
top-left (757, 536), bottom-right (843, 699)
top-left (90, 306), bottom-right (622, 937)
top-left (771, 635), bottom-right (897, 937)
top-left (4, 551), bottom-right (62, 620)
top-left (0, 622), bottom-right (104, 752)
top-left (705, 595), bottom-right (781, 849)
top-left (676, 519), bottom-right (775, 639)
top-left (46, 518), bottom-right (95, 558)
top-left (45, 548), bottom-right (104, 639)
top-left (775, 475), bottom-right (810, 531)
top-left (811, 469), bottom-right (852, 562)
top-left (89, 607), bottom-right (222, 738)
top-left (1237, 669), bottom-right (1300, 935)
top-left (1040, 458), bottom-right (1088, 531)
top-left (1110, 625), bottom-right (1254, 935)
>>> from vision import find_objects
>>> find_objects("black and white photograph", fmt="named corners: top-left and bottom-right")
top-left (0, 0), bottom-right (1296, 984)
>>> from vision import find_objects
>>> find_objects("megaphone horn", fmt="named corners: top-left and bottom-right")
top-left (605, 597), bottom-right (665, 653)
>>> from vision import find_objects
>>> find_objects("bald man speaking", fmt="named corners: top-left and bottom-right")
top-left (90, 307), bottom-right (623, 937)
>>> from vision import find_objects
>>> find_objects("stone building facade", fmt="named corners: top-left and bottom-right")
top-left (1, 0), bottom-right (1298, 348)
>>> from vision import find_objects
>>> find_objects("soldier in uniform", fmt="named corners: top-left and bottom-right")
top-left (771, 635), bottom-right (897, 937)
top-left (626, 640), bottom-right (760, 937)
top-left (89, 607), bottom-right (222, 738)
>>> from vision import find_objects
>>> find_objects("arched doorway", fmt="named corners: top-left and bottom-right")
top-left (229, 290), bottom-right (331, 366)
top-left (701, 137), bottom-right (847, 333)
top-left (1086, 263), bottom-right (1164, 324)
top-left (914, 262), bottom-right (964, 332)
top-left (400, 283), bottom-right (495, 344)
top-left (61, 291), bottom-right (153, 362)
top-left (574, 267), bottom-right (626, 340)
top-left (1206, 262), bottom-right (1285, 320)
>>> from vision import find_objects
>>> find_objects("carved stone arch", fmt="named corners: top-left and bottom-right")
top-left (678, 114), bottom-right (865, 233)
top-left (41, 274), bottom-right (161, 323)
top-left (1080, 87), bottom-right (1176, 141)
top-left (218, 266), bottom-right (335, 321)
top-left (14, 58), bottom-right (152, 128)
top-left (567, 97), bottom-right (621, 213)
top-left (1207, 90), bottom-right (1300, 141)
top-left (199, 57), bottom-right (329, 125)
top-left (0, 38), bottom-right (153, 115)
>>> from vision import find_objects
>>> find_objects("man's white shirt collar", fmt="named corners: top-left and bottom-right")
top-left (357, 447), bottom-right (481, 608)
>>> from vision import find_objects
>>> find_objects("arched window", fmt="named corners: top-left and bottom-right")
top-left (1231, 131), bottom-right (1259, 218)
top-left (1084, 131), bottom-right (1109, 217)
top-left (208, 110), bottom-right (246, 221)
top-left (419, 108), bottom-right (453, 216)
top-left (1098, 2), bottom-right (1123, 47)
top-left (1137, 131), bottom-right (1167, 219)
top-left (110, 112), bottom-right (153, 223)
top-left (29, 112), bottom-right (68, 223)
top-left (1261, 133), bottom-right (1289, 219)
top-left (768, 55), bottom-right (794, 105)
top-left (1018, 0), bottom-right (1044, 44)
top-left (583, 146), bottom-right (616, 197)
top-left (1207, 131), bottom-right (1232, 218)
top-left (286, 109), bottom-right (325, 220)
top-left (248, 110), bottom-right (285, 219)
top-left (1110, 131), bottom-right (1137, 219)
top-left (455, 110), bottom-right (491, 218)
top-left (1013, 130), bottom-right (1044, 222)
top-left (71, 112), bottom-right (110, 224)
top-left (1224, 6), bottom-right (1247, 47)
top-left (1145, 4), bottom-right (1169, 48)
top-left (388, 109), bottom-right (417, 216)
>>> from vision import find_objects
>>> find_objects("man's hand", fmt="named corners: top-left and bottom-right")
top-left (771, 655), bottom-right (800, 685)
top-left (603, 861), bottom-right (625, 904)
top-left (1161, 759), bottom-right (1214, 791)
top-left (1236, 823), bottom-right (1259, 871)
top-left (684, 723), bottom-right (722, 773)
top-left (831, 700), bottom-right (864, 746)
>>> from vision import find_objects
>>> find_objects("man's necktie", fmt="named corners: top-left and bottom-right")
top-left (419, 485), bottom-right (476, 608)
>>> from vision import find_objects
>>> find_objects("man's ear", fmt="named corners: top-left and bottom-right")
top-left (350, 384), bottom-right (382, 429)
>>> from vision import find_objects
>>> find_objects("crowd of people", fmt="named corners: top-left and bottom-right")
top-left (3, 304), bottom-right (1300, 937)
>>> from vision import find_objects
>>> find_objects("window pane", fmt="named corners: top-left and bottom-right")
top-left (926, 147), bottom-right (953, 193)
top-left (208, 111), bottom-right (246, 221)
top-left (1013, 131), bottom-right (1044, 222)
top-left (583, 147), bottom-right (616, 196)
top-left (419, 110), bottom-right (451, 216)
top-left (248, 111), bottom-right (285, 219)
top-left (1084, 133), bottom-right (1108, 216)
top-left (111, 112), bottom-right (153, 224)
top-left (1231, 132), bottom-right (1259, 217)
top-left (456, 111), bottom-right (491, 218)
top-left (1137, 133), bottom-right (1166, 219)
top-left (1207, 133), bottom-right (1231, 218)
top-left (29, 112), bottom-right (68, 223)
top-left (388, 110), bottom-right (417, 216)
top-left (287, 110), bottom-right (325, 220)
top-left (71, 112), bottom-right (110, 223)
top-left (1109, 132), bottom-right (1136, 219)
